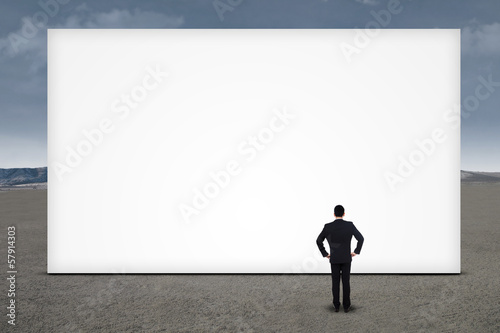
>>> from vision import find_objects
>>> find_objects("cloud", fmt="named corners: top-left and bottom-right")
top-left (355, 0), bottom-right (379, 5)
top-left (58, 4), bottom-right (184, 29)
top-left (0, 4), bottom-right (184, 72)
top-left (462, 22), bottom-right (500, 56)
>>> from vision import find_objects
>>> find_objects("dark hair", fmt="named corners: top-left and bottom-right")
top-left (334, 205), bottom-right (344, 217)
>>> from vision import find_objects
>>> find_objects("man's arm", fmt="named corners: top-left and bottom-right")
top-left (316, 226), bottom-right (329, 258)
top-left (352, 224), bottom-right (364, 255)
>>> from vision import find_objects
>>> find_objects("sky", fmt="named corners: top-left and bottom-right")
top-left (0, 0), bottom-right (499, 171)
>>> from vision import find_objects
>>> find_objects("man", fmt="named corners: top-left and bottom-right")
top-left (316, 205), bottom-right (364, 313)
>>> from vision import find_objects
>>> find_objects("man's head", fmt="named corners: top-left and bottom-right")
top-left (334, 205), bottom-right (345, 218)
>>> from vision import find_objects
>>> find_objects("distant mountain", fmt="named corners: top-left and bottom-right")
top-left (0, 167), bottom-right (497, 186)
top-left (0, 167), bottom-right (47, 186)
top-left (461, 170), bottom-right (500, 183)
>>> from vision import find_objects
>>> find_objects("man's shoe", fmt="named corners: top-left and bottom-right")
top-left (334, 307), bottom-right (339, 312)
top-left (344, 306), bottom-right (351, 313)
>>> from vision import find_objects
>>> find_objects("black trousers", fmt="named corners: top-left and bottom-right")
top-left (330, 262), bottom-right (351, 309)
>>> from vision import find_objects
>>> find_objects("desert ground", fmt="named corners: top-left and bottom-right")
top-left (0, 184), bottom-right (499, 332)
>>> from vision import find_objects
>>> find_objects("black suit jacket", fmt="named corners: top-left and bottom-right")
top-left (316, 219), bottom-right (364, 264)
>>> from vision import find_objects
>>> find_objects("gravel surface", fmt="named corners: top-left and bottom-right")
top-left (0, 185), bottom-right (499, 332)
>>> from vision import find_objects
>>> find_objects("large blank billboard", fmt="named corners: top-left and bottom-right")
top-left (48, 29), bottom-right (460, 273)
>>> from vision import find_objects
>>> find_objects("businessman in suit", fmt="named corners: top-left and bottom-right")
top-left (316, 205), bottom-right (364, 312)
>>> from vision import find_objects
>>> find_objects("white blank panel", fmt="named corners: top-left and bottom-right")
top-left (48, 29), bottom-right (460, 273)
